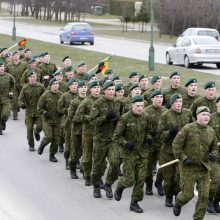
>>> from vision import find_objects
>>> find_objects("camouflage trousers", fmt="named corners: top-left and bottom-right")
top-left (11, 86), bottom-right (21, 119)
top-left (40, 121), bottom-right (60, 154)
top-left (161, 151), bottom-right (180, 197)
top-left (119, 157), bottom-right (147, 201)
top-left (91, 141), bottom-right (119, 187)
top-left (64, 122), bottom-right (71, 160)
top-left (177, 166), bottom-right (210, 220)
top-left (209, 161), bottom-right (220, 199)
top-left (0, 102), bottom-right (11, 131)
top-left (25, 114), bottom-right (42, 146)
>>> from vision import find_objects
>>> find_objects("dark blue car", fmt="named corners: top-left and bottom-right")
top-left (59, 22), bottom-right (94, 45)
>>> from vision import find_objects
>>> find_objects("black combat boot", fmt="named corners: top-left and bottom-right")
top-left (155, 182), bottom-right (164, 196)
top-left (49, 154), bottom-right (58, 162)
top-left (93, 186), bottom-right (101, 198)
top-left (70, 167), bottom-right (78, 179)
top-left (114, 183), bottom-right (124, 201)
top-left (29, 145), bottom-right (35, 152)
top-left (173, 202), bottom-right (181, 216)
top-left (130, 199), bottom-right (143, 213)
top-left (104, 183), bottom-right (113, 199)
top-left (84, 176), bottom-right (91, 186)
top-left (2, 121), bottom-right (6, 131)
top-left (65, 160), bottom-right (70, 170)
top-left (214, 199), bottom-right (220, 213)
top-left (34, 132), bottom-right (40, 141)
top-left (145, 184), bottom-right (153, 195)
top-left (37, 143), bottom-right (46, 155)
top-left (59, 144), bottom-right (64, 153)
top-left (100, 178), bottom-right (104, 189)
top-left (207, 198), bottom-right (215, 213)
top-left (165, 196), bottom-right (173, 207)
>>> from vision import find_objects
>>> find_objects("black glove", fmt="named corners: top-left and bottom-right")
top-left (20, 103), bottom-right (26, 109)
top-left (146, 138), bottom-right (153, 145)
top-left (183, 158), bottom-right (194, 166)
top-left (44, 111), bottom-right (51, 119)
top-left (169, 126), bottom-right (179, 136)
top-left (59, 112), bottom-right (64, 117)
top-left (8, 92), bottom-right (13, 99)
top-left (125, 141), bottom-right (135, 151)
top-left (208, 153), bottom-right (218, 162)
top-left (106, 111), bottom-right (117, 120)
top-left (150, 128), bottom-right (157, 137)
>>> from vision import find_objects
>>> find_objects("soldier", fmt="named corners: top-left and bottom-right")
top-left (53, 69), bottom-right (69, 93)
top-left (191, 81), bottom-right (217, 118)
top-left (57, 78), bottom-right (78, 169)
top-left (62, 56), bottom-right (72, 69)
top-left (22, 48), bottom-right (32, 64)
top-left (4, 52), bottom-right (12, 65)
top-left (17, 46), bottom-right (25, 59)
top-left (163, 71), bottom-right (186, 108)
top-left (5, 51), bottom-right (28, 120)
top-left (114, 95), bottom-right (151, 213)
top-left (143, 75), bottom-right (162, 104)
top-left (37, 78), bottom-right (63, 162)
top-left (104, 68), bottom-right (113, 79)
top-left (182, 78), bottom-right (200, 109)
top-left (0, 47), bottom-right (8, 63)
top-left (90, 81), bottom-right (121, 199)
top-left (62, 66), bottom-right (75, 83)
top-left (139, 75), bottom-right (149, 95)
top-left (124, 71), bottom-right (139, 97)
top-left (172, 106), bottom-right (218, 220)
top-left (159, 93), bottom-right (194, 207)
top-left (144, 90), bottom-right (167, 196)
top-left (18, 70), bottom-right (45, 151)
top-left (68, 81), bottom-right (87, 179)
top-left (75, 61), bottom-right (87, 80)
top-left (36, 53), bottom-right (45, 68)
top-left (112, 76), bottom-right (122, 85)
top-left (0, 61), bottom-right (15, 135)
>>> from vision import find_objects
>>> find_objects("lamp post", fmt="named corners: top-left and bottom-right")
top-left (148, 0), bottom-right (154, 71)
top-left (12, 0), bottom-right (16, 41)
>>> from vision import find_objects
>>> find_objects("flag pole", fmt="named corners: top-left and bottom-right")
top-left (158, 159), bottom-right (179, 169)
top-left (8, 43), bottom-right (18, 51)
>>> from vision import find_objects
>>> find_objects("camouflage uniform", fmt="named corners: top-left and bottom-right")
top-left (0, 72), bottom-right (15, 132)
top-left (75, 72), bottom-right (85, 81)
top-left (181, 93), bottom-right (200, 109)
top-left (18, 82), bottom-right (45, 147)
top-left (173, 122), bottom-right (218, 220)
top-left (143, 88), bottom-right (163, 105)
top-left (124, 82), bottom-right (132, 97)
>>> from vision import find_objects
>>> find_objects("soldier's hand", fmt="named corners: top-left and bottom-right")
top-left (106, 111), bottom-right (117, 120)
top-left (20, 103), bottom-right (26, 109)
top-left (169, 126), bottom-right (179, 136)
top-left (150, 128), bottom-right (157, 137)
top-left (125, 141), bottom-right (135, 151)
top-left (43, 111), bottom-right (51, 119)
top-left (8, 92), bottom-right (13, 99)
top-left (183, 158), bottom-right (194, 166)
top-left (208, 153), bottom-right (218, 162)
top-left (146, 137), bottom-right (153, 145)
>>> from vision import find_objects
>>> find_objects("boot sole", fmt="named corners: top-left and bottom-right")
top-left (130, 207), bottom-right (143, 213)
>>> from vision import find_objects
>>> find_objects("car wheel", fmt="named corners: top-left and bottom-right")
top-left (216, 63), bottom-right (220, 69)
top-left (90, 42), bottom-right (94, 45)
top-left (184, 55), bottom-right (191, 68)
top-left (166, 53), bottom-right (172, 65)
top-left (60, 37), bottom-right (63, 44)
top-left (82, 42), bottom-right (85, 45)
top-left (68, 38), bottom-right (72, 45)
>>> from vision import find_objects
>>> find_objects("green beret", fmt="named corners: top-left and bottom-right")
top-left (0, 60), bottom-right (4, 66)
top-left (131, 95), bottom-right (144, 103)
top-left (89, 81), bottom-right (100, 89)
top-left (150, 89), bottom-right (163, 98)
top-left (196, 106), bottom-right (210, 115)
top-left (78, 80), bottom-right (86, 88)
top-left (169, 71), bottom-right (180, 78)
top-left (102, 81), bottom-right (114, 90)
top-left (43, 52), bottom-right (49, 56)
top-left (113, 76), bottom-right (120, 81)
top-left (170, 93), bottom-right (182, 105)
top-left (129, 71), bottom-right (138, 78)
top-left (204, 81), bottom-right (215, 89)
top-left (18, 46), bottom-right (24, 51)
top-left (49, 77), bottom-right (57, 86)
top-left (115, 83), bottom-right (124, 92)
top-left (139, 75), bottom-right (148, 82)
top-left (53, 69), bottom-right (63, 76)
top-left (64, 66), bottom-right (73, 72)
top-left (67, 77), bottom-right (78, 86)
top-left (12, 51), bottom-right (18, 56)
top-left (88, 73), bottom-right (96, 81)
top-left (5, 52), bottom-right (11, 58)
top-left (29, 58), bottom-right (36, 64)
top-left (185, 78), bottom-right (197, 87)
top-left (77, 61), bottom-right (86, 67)
top-left (129, 83), bottom-right (140, 92)
top-left (104, 68), bottom-right (113, 75)
top-left (27, 70), bottom-right (36, 77)
top-left (101, 77), bottom-right (110, 85)
top-left (24, 48), bottom-right (31, 53)
top-left (82, 73), bottom-right (90, 81)
top-left (62, 56), bottom-right (71, 62)
top-left (38, 52), bottom-right (44, 57)
top-left (216, 96), bottom-right (220, 103)
top-left (151, 75), bottom-right (161, 84)
top-left (0, 47), bottom-right (7, 53)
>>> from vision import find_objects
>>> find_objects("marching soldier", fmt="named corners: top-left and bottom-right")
top-left (139, 75), bottom-right (149, 95)
top-left (75, 61), bottom-right (87, 80)
top-left (124, 71), bottom-right (139, 97)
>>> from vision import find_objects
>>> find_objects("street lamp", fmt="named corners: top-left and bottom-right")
top-left (148, 0), bottom-right (154, 71)
top-left (12, 0), bottom-right (16, 40)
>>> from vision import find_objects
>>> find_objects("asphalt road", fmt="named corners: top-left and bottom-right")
top-left (0, 111), bottom-right (219, 220)
top-left (0, 17), bottom-right (220, 76)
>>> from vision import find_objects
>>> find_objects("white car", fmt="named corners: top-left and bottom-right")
top-left (166, 36), bottom-right (220, 68)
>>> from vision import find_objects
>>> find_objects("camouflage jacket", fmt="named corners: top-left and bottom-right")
top-left (181, 93), bottom-right (201, 109)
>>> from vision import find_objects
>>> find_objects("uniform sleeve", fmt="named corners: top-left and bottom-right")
top-left (20, 72), bottom-right (26, 87)
top-left (10, 74), bottom-right (15, 93)
top-left (37, 93), bottom-right (46, 114)
top-left (57, 94), bottom-right (66, 114)
top-left (74, 102), bottom-right (85, 123)
top-left (18, 87), bottom-right (25, 106)
top-left (158, 113), bottom-right (171, 142)
top-left (113, 117), bottom-right (127, 146)
top-left (209, 130), bottom-right (219, 157)
top-left (68, 100), bottom-right (75, 121)
top-left (89, 102), bottom-right (106, 126)
top-left (190, 100), bottom-right (197, 118)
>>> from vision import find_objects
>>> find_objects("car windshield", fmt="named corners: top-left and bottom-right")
top-left (198, 31), bottom-right (218, 39)
top-left (72, 24), bottom-right (91, 31)
top-left (193, 37), bottom-right (219, 45)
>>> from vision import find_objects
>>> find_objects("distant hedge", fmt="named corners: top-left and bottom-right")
top-left (110, 0), bottom-right (134, 16)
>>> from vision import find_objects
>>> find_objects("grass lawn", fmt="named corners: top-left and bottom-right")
top-left (1, 34), bottom-right (219, 95)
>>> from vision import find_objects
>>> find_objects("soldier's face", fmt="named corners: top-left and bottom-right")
top-left (28, 74), bottom-right (37, 84)
top-left (171, 76), bottom-right (180, 87)
top-left (51, 81), bottom-right (59, 92)
top-left (12, 53), bottom-right (20, 61)
top-left (78, 85), bottom-right (87, 95)
top-left (114, 79), bottom-right (122, 85)
top-left (66, 71), bottom-right (74, 79)
top-left (55, 74), bottom-right (63, 81)
top-left (25, 51), bottom-right (31, 58)
top-left (131, 87), bottom-right (141, 96)
top-left (172, 98), bottom-right (182, 112)
top-left (152, 95), bottom-right (163, 107)
top-left (69, 82), bottom-right (78, 92)
top-left (44, 55), bottom-right (50, 63)
top-left (63, 58), bottom-right (71, 67)
top-left (104, 86), bottom-right (115, 99)
top-left (115, 90), bottom-right (125, 98)
top-left (131, 76), bottom-right (139, 83)
top-left (29, 62), bottom-right (37, 69)
top-left (187, 83), bottom-right (197, 96)
top-left (90, 86), bottom-right (101, 96)
top-left (153, 80), bottom-right (162, 89)
top-left (132, 102), bottom-right (144, 115)
top-left (205, 88), bottom-right (216, 100)
top-left (89, 76), bottom-right (98, 82)
top-left (197, 112), bottom-right (210, 126)
top-left (0, 64), bottom-right (4, 74)
top-left (77, 65), bottom-right (86, 73)
top-left (140, 78), bottom-right (149, 88)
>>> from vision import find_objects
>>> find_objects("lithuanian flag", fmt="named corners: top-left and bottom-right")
top-left (96, 55), bottom-right (112, 75)
top-left (18, 38), bottom-right (27, 47)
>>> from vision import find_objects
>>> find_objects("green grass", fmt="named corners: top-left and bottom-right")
top-left (1, 33), bottom-right (219, 95)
